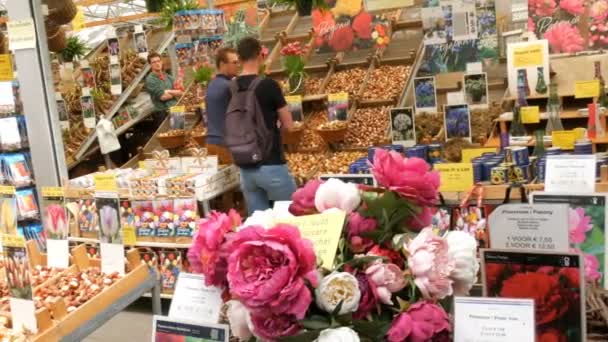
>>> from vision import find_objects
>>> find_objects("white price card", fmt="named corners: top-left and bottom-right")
top-left (488, 204), bottom-right (570, 252)
top-left (153, 315), bottom-right (228, 342)
top-left (169, 273), bottom-right (223, 324)
top-left (100, 243), bottom-right (125, 276)
top-left (46, 239), bottom-right (69, 269)
top-left (454, 297), bottom-right (535, 342)
top-left (545, 155), bottom-right (596, 193)
top-left (446, 91), bottom-right (466, 105)
top-left (9, 298), bottom-right (37, 333)
top-left (7, 19), bottom-right (36, 50)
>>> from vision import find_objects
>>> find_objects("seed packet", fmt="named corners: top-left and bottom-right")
top-left (41, 189), bottom-right (68, 240)
top-left (0, 193), bottom-right (17, 235)
top-left (84, 242), bottom-right (100, 258)
top-left (78, 198), bottom-right (99, 237)
top-left (174, 198), bottom-right (198, 242)
top-left (159, 249), bottom-right (182, 294)
top-left (154, 200), bottom-right (176, 240)
top-left (481, 249), bottom-right (585, 341)
top-left (3, 153), bottom-right (33, 187)
top-left (133, 200), bottom-right (155, 240)
top-left (22, 223), bottom-right (46, 253)
top-left (139, 247), bottom-right (158, 269)
top-left (0, 117), bottom-right (22, 151)
top-left (451, 205), bottom-right (488, 249)
top-left (15, 188), bottom-right (39, 220)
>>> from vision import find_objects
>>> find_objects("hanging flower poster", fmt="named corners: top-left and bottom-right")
top-left (312, 1), bottom-right (391, 53)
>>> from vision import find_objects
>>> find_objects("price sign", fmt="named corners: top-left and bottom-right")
top-left (521, 106), bottom-right (540, 124)
top-left (575, 80), bottom-right (600, 99)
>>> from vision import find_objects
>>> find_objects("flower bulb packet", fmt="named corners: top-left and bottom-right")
top-left (133, 200), bottom-right (155, 240)
top-left (15, 188), bottom-right (39, 220)
top-left (154, 200), bottom-right (176, 240)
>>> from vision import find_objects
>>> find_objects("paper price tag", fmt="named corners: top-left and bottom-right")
top-left (328, 92), bottom-right (349, 102)
top-left (446, 91), bottom-right (465, 105)
top-left (0, 55), bottom-right (14, 81)
top-left (41, 187), bottom-right (63, 198)
top-left (0, 186), bottom-right (15, 195)
top-left (285, 95), bottom-right (303, 104)
top-left (545, 155), bottom-right (596, 193)
top-left (551, 130), bottom-right (577, 150)
top-left (512, 43), bottom-right (544, 68)
top-left (170, 106), bottom-right (186, 113)
top-left (7, 19), bottom-right (36, 50)
top-left (2, 234), bottom-right (25, 248)
top-left (521, 106), bottom-right (540, 123)
top-left (575, 80), bottom-right (600, 98)
top-left (122, 226), bottom-right (136, 246)
top-left (461, 148), bottom-right (497, 162)
top-left (169, 273), bottom-right (223, 324)
top-left (94, 174), bottom-right (118, 192)
top-left (434, 163), bottom-right (474, 192)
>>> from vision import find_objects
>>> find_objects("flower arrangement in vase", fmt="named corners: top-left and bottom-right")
top-left (281, 41), bottom-right (308, 95)
top-left (188, 149), bottom-right (480, 341)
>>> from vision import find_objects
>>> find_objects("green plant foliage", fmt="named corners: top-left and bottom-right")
top-left (193, 65), bottom-right (214, 86)
top-left (161, 0), bottom-right (199, 29)
top-left (268, 0), bottom-right (328, 10)
top-left (61, 36), bottom-right (88, 62)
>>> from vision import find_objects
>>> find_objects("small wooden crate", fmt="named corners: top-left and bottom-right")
top-left (158, 132), bottom-right (186, 149)
top-left (316, 127), bottom-right (348, 144)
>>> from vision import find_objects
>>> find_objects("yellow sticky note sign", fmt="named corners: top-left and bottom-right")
top-left (573, 127), bottom-right (586, 140)
top-left (461, 148), bottom-right (497, 162)
top-left (0, 186), bottom-right (15, 195)
top-left (512, 43), bottom-right (543, 68)
top-left (170, 106), bottom-right (186, 113)
top-left (0, 55), bottom-right (14, 81)
top-left (72, 6), bottom-right (86, 32)
top-left (94, 174), bottom-right (118, 192)
top-left (278, 211), bottom-right (346, 268)
top-left (138, 161), bottom-right (146, 169)
top-left (2, 234), bottom-right (25, 248)
top-left (575, 80), bottom-right (600, 99)
top-left (328, 92), bottom-right (349, 102)
top-left (122, 226), bottom-right (136, 246)
top-left (285, 95), bottom-right (303, 104)
top-left (435, 163), bottom-right (474, 192)
top-left (521, 106), bottom-right (540, 124)
top-left (552, 130), bottom-right (577, 150)
top-left (41, 186), bottom-right (63, 198)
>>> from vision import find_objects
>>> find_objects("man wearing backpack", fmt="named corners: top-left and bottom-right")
top-left (224, 37), bottom-right (297, 214)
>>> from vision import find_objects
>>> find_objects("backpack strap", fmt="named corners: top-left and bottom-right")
top-left (229, 79), bottom-right (239, 96)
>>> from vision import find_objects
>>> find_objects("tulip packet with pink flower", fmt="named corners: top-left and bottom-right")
top-left (159, 249), bottom-right (182, 294)
top-left (174, 198), bottom-right (198, 243)
top-left (451, 206), bottom-right (489, 250)
top-left (531, 192), bottom-right (608, 288)
top-left (430, 206), bottom-right (451, 234)
top-left (139, 247), bottom-right (158, 270)
top-left (119, 200), bottom-right (135, 230)
top-left (154, 200), bottom-right (176, 242)
top-left (77, 199), bottom-right (98, 238)
top-left (133, 200), bottom-right (155, 241)
top-left (481, 249), bottom-right (585, 341)
top-left (41, 188), bottom-right (68, 240)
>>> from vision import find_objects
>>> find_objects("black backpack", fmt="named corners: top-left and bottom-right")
top-left (224, 77), bottom-right (273, 166)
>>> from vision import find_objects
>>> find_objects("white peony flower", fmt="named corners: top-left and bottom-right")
top-left (315, 272), bottom-right (361, 314)
top-left (226, 300), bottom-right (253, 341)
top-left (446, 230), bottom-right (479, 295)
top-left (314, 178), bottom-right (361, 213)
top-left (240, 209), bottom-right (277, 229)
top-left (316, 327), bottom-right (360, 342)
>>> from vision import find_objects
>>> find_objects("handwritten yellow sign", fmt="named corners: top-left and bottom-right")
top-left (0, 186), bottom-right (15, 196)
top-left (2, 234), bottom-right (25, 248)
top-left (41, 187), bottom-right (64, 198)
top-left (512, 43), bottom-right (543, 68)
top-left (461, 148), bottom-right (497, 162)
top-left (94, 174), bottom-right (118, 192)
top-left (575, 80), bottom-right (600, 99)
top-left (328, 92), bottom-right (349, 102)
top-left (435, 163), bottom-right (474, 192)
top-left (0, 55), bottom-right (14, 81)
top-left (122, 226), bottom-right (136, 246)
top-left (521, 106), bottom-right (540, 124)
top-left (170, 106), bottom-right (186, 113)
top-left (278, 211), bottom-right (346, 268)
top-left (285, 95), bottom-right (303, 104)
top-left (552, 130), bottom-right (577, 150)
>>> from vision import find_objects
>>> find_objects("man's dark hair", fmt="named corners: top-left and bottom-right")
top-left (237, 37), bottom-right (262, 62)
top-left (147, 52), bottom-right (161, 63)
top-left (215, 47), bottom-right (237, 69)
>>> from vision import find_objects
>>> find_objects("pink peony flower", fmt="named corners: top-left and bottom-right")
top-left (227, 224), bottom-right (318, 319)
top-left (353, 272), bottom-right (378, 320)
top-left (187, 209), bottom-right (241, 287)
top-left (568, 207), bottom-right (592, 244)
top-left (528, 18), bottom-right (536, 32)
top-left (365, 262), bottom-right (406, 305)
top-left (407, 228), bottom-right (454, 300)
top-left (249, 313), bottom-right (300, 341)
top-left (370, 149), bottom-right (440, 206)
top-left (559, 0), bottom-right (585, 15)
top-left (386, 301), bottom-right (451, 342)
top-left (543, 22), bottom-right (584, 53)
top-left (572, 248), bottom-right (602, 282)
top-left (591, 0), bottom-right (608, 21)
top-left (289, 179), bottom-right (323, 216)
top-left (368, 245), bottom-right (404, 268)
top-left (407, 207), bottom-right (433, 231)
top-left (347, 212), bottom-right (377, 252)
top-left (528, 0), bottom-right (557, 17)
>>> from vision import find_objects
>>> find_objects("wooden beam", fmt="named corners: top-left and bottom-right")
top-left (76, 0), bottom-right (119, 5)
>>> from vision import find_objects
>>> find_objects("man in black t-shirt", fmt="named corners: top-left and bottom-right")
top-left (232, 37), bottom-right (297, 214)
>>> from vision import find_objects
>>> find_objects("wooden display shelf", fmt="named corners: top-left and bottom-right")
top-left (493, 109), bottom-right (603, 122)
top-left (485, 135), bottom-right (608, 148)
top-left (68, 236), bottom-right (192, 249)
top-left (31, 243), bottom-right (158, 342)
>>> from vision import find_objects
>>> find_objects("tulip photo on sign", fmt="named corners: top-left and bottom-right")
top-left (95, 197), bottom-right (122, 244)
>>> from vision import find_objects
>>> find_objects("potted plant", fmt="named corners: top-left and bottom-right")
top-left (194, 64), bottom-right (214, 97)
top-left (60, 36), bottom-right (88, 62)
top-left (465, 77), bottom-right (486, 103)
top-left (145, 0), bottom-right (165, 13)
top-left (478, 36), bottom-right (498, 68)
top-left (280, 41), bottom-right (307, 95)
top-left (160, 0), bottom-right (198, 28)
top-left (268, 0), bottom-right (327, 17)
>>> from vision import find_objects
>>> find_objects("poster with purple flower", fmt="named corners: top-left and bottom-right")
top-left (413, 77), bottom-right (437, 113)
top-left (443, 104), bottom-right (472, 142)
top-left (95, 197), bottom-right (122, 244)
top-left (528, 0), bottom-right (608, 53)
top-left (530, 192), bottom-right (608, 288)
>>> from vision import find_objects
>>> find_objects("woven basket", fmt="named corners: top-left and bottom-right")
top-left (47, 0), bottom-right (77, 25)
top-left (158, 133), bottom-right (186, 149)
top-left (316, 127), bottom-right (348, 144)
top-left (282, 127), bottom-right (304, 145)
top-left (47, 25), bottom-right (67, 52)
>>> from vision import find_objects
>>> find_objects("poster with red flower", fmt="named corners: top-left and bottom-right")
top-left (482, 249), bottom-right (585, 341)
top-left (528, 0), bottom-right (608, 53)
top-left (312, 1), bottom-right (391, 53)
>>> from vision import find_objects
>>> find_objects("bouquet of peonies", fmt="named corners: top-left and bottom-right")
top-left (188, 149), bottom-right (479, 341)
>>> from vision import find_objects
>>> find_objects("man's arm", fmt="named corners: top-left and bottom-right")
top-left (145, 75), bottom-right (182, 102)
top-left (277, 105), bottom-right (293, 130)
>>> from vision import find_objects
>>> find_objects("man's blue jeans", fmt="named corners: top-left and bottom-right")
top-left (239, 164), bottom-right (297, 215)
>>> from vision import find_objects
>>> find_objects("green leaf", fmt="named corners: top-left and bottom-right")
top-left (335, 313), bottom-right (353, 326)
top-left (352, 319), bottom-right (392, 340)
top-left (343, 255), bottom-right (385, 269)
top-left (299, 317), bottom-right (331, 330)
top-left (331, 300), bottom-right (344, 316)
top-left (278, 330), bottom-right (321, 342)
